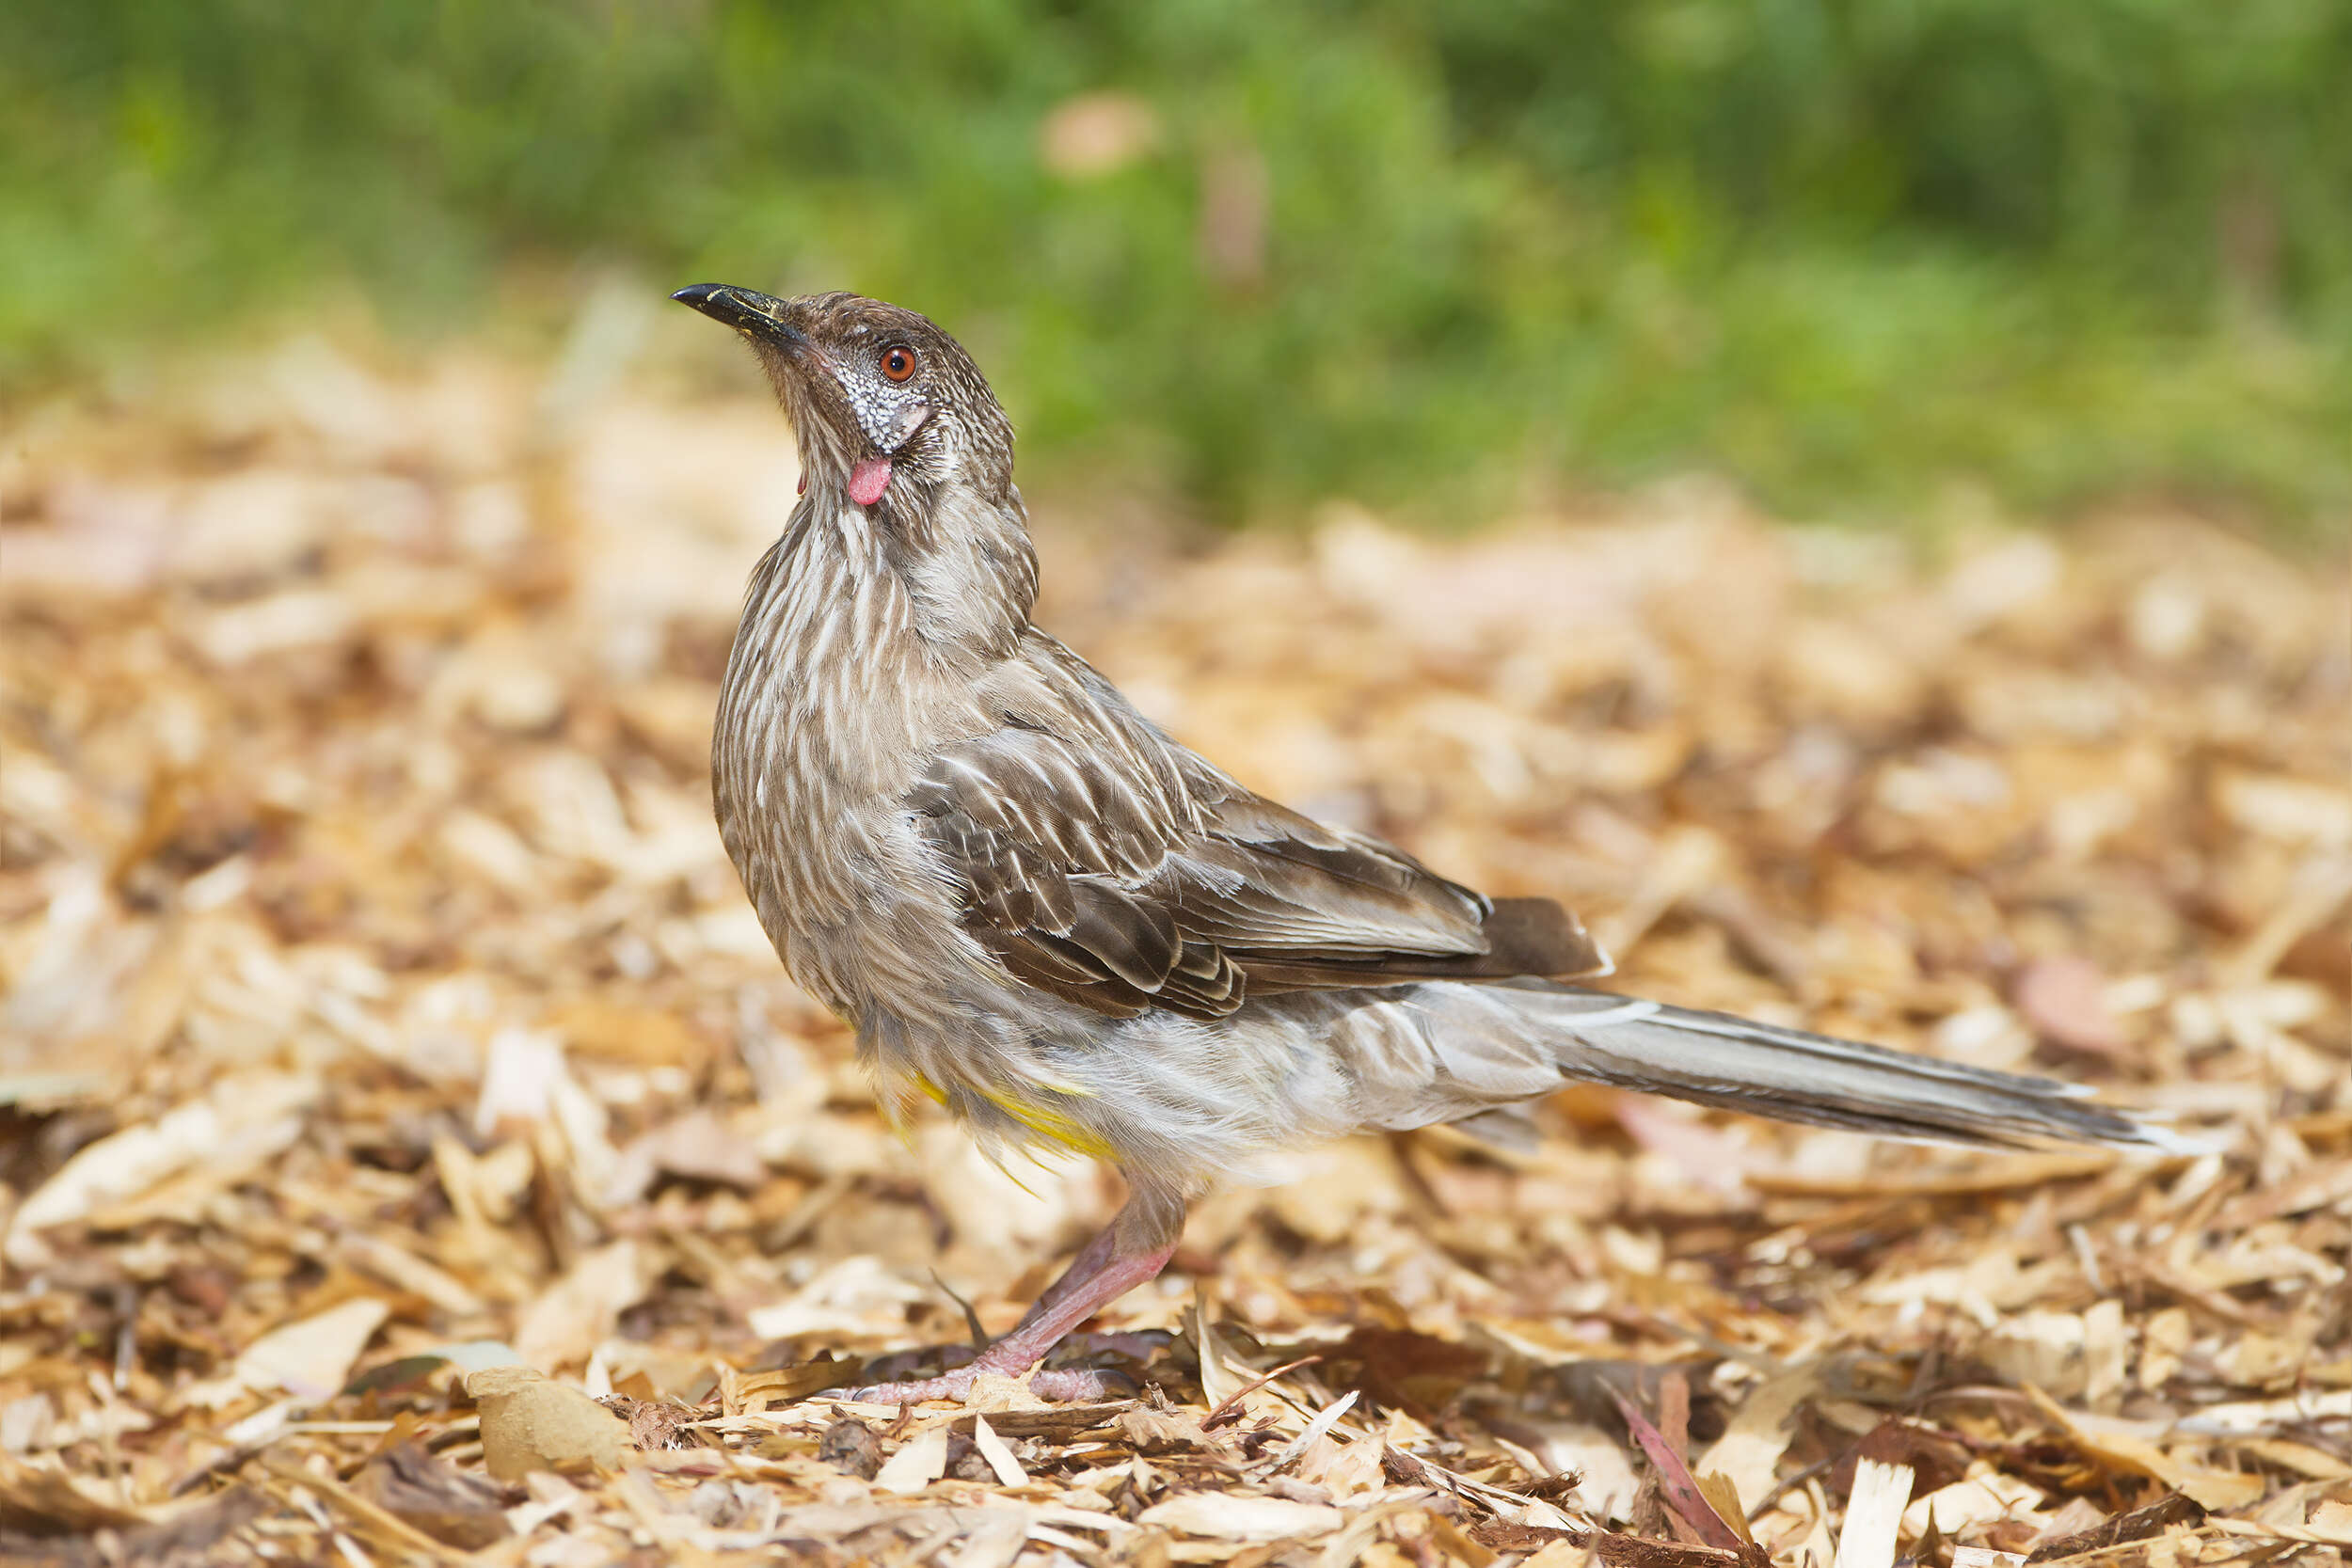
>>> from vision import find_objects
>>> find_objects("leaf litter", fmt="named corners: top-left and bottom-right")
top-left (0, 333), bottom-right (2346, 1565)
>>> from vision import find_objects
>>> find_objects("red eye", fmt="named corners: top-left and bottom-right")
top-left (881, 346), bottom-right (916, 382)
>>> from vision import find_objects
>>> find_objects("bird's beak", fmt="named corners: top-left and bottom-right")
top-left (671, 283), bottom-right (806, 353)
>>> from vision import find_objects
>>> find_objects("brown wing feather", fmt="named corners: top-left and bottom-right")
top-left (909, 637), bottom-right (1608, 1021)
top-left (1233, 896), bottom-right (1605, 991)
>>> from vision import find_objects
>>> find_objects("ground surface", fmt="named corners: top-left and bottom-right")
top-left (2, 340), bottom-right (2348, 1566)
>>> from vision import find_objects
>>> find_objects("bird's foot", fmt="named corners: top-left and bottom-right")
top-left (840, 1363), bottom-right (1123, 1405)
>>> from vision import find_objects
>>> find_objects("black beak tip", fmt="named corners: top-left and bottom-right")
top-left (670, 283), bottom-right (801, 348)
top-left (671, 282), bottom-right (732, 313)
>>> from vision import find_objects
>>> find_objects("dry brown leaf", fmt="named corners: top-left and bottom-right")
top-left (0, 1453), bottom-right (150, 1534)
top-left (351, 1440), bottom-right (515, 1549)
top-left (6, 1073), bottom-right (316, 1263)
top-left (1694, 1367), bottom-right (1818, 1513)
top-left (514, 1240), bottom-right (648, 1371)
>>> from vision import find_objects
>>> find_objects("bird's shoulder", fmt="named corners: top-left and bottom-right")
top-left (922, 632), bottom-right (1211, 871)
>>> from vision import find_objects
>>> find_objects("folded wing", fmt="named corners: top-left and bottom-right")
top-left (909, 643), bottom-right (1607, 1020)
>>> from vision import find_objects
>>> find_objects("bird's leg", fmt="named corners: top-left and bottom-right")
top-left (843, 1198), bottom-right (1179, 1404)
top-left (1015, 1218), bottom-right (1120, 1321)
top-left (850, 1226), bottom-right (1125, 1385)
top-left (979, 1219), bottom-right (1170, 1366)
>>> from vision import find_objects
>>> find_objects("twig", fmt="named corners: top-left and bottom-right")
top-left (1202, 1355), bottom-right (1324, 1430)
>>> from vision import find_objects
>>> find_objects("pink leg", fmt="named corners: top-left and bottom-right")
top-left (1017, 1221), bottom-right (1120, 1322)
top-left (843, 1201), bottom-right (1179, 1404)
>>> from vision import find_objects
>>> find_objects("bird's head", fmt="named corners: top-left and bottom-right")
top-left (671, 285), bottom-right (1014, 510)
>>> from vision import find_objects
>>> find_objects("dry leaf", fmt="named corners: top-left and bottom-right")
top-left (1324, 1326), bottom-right (1487, 1414)
top-left (1612, 1387), bottom-right (1747, 1552)
top-left (231, 1297), bottom-right (389, 1401)
top-left (1901, 1468), bottom-right (2046, 1538)
top-left (1695, 1366), bottom-right (1818, 1515)
top-left (351, 1440), bottom-right (515, 1548)
top-left (514, 1240), bottom-right (647, 1371)
top-left (0, 1453), bottom-right (150, 1534)
top-left (6, 1073), bottom-right (315, 1263)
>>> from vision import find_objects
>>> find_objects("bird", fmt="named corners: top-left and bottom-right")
top-left (670, 283), bottom-right (2188, 1405)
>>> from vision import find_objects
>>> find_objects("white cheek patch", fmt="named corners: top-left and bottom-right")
top-left (882, 402), bottom-right (933, 451)
top-left (840, 366), bottom-right (932, 454)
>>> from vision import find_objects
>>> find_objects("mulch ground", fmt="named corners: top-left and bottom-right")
top-left (3, 336), bottom-right (2347, 1567)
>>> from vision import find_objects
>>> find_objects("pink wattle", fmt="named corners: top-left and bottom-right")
top-left (848, 456), bottom-right (893, 507)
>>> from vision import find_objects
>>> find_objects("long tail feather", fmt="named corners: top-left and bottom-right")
top-left (1518, 985), bottom-right (2199, 1152)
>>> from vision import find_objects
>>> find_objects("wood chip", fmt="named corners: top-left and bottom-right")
top-left (1835, 1460), bottom-right (1915, 1568)
top-left (872, 1424), bottom-right (950, 1496)
top-left (467, 1367), bottom-right (631, 1481)
top-left (969, 1413), bottom-right (1026, 1488)
top-left (1137, 1492), bottom-right (1344, 1541)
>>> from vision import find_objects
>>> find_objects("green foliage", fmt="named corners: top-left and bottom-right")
top-left (4, 0), bottom-right (2346, 528)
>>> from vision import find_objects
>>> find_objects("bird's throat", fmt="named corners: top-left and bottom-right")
top-left (848, 455), bottom-right (893, 507)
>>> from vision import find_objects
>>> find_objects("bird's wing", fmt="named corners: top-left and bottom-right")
top-left (907, 641), bottom-right (1606, 1020)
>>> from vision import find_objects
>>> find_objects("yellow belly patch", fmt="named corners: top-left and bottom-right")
top-left (976, 1085), bottom-right (1118, 1161)
top-left (888, 1069), bottom-right (1114, 1162)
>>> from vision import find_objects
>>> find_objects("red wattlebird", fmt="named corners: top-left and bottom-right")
top-left (674, 284), bottom-right (2189, 1404)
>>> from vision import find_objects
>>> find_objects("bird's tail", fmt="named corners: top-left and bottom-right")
top-left (1515, 985), bottom-right (2197, 1151)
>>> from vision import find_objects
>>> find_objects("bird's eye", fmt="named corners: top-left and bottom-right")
top-left (881, 346), bottom-right (917, 383)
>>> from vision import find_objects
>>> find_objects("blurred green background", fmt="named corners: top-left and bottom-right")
top-left (6, 0), bottom-right (2347, 531)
